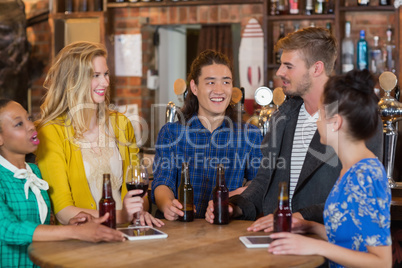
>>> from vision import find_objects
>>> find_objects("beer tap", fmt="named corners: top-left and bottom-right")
top-left (272, 87), bottom-right (286, 108)
top-left (166, 78), bottom-right (187, 123)
top-left (378, 71), bottom-right (402, 188)
top-left (255, 86), bottom-right (274, 136)
top-left (231, 87), bottom-right (243, 121)
top-left (254, 86), bottom-right (286, 136)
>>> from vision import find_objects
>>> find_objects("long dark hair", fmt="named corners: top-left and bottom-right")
top-left (179, 49), bottom-right (238, 123)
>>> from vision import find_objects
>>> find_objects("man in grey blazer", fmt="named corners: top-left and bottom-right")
top-left (205, 27), bottom-right (383, 230)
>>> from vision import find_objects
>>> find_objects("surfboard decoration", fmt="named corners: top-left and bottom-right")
top-left (239, 18), bottom-right (265, 115)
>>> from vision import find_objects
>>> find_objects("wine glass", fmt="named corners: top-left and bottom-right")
top-left (125, 164), bottom-right (149, 226)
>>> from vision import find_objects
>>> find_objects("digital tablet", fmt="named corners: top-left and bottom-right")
top-left (118, 226), bottom-right (168, 241)
top-left (239, 235), bottom-right (273, 248)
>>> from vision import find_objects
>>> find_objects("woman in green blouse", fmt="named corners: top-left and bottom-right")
top-left (0, 99), bottom-right (125, 268)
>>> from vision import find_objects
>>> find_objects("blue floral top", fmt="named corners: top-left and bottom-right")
top-left (324, 158), bottom-right (391, 268)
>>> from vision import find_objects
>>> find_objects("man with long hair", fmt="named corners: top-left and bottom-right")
top-left (151, 50), bottom-right (262, 220)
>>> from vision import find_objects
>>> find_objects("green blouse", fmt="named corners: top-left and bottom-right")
top-left (0, 163), bottom-right (51, 268)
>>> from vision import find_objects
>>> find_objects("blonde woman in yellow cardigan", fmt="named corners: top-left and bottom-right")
top-left (35, 41), bottom-right (163, 227)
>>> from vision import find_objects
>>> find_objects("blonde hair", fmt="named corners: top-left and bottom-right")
top-left (36, 41), bottom-right (110, 138)
top-left (275, 27), bottom-right (337, 76)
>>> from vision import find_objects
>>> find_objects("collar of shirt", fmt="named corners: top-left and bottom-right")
top-left (0, 155), bottom-right (49, 224)
top-left (187, 114), bottom-right (229, 133)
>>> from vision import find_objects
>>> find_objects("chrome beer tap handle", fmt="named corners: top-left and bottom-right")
top-left (378, 71), bottom-right (402, 188)
top-left (255, 86), bottom-right (274, 136)
top-left (166, 101), bottom-right (177, 123)
top-left (165, 79), bottom-right (187, 123)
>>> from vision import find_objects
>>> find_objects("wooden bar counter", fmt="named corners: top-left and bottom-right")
top-left (28, 219), bottom-right (324, 268)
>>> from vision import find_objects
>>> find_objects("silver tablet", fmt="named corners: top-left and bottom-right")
top-left (239, 235), bottom-right (273, 248)
top-left (119, 226), bottom-right (168, 241)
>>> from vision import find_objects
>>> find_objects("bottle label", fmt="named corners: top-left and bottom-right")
top-left (358, 63), bottom-right (367, 70)
top-left (289, 0), bottom-right (299, 14)
top-left (342, 64), bottom-right (354, 73)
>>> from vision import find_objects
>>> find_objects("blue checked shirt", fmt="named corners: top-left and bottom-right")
top-left (0, 163), bottom-right (51, 268)
top-left (151, 116), bottom-right (263, 218)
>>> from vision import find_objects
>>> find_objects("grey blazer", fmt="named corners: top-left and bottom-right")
top-left (230, 97), bottom-right (383, 223)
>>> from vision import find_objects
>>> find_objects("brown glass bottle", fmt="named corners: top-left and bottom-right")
top-left (213, 164), bottom-right (229, 225)
top-left (273, 182), bottom-right (292, 232)
top-left (99, 174), bottom-right (116, 229)
top-left (94, 0), bottom-right (103, 11)
top-left (178, 162), bottom-right (194, 222)
top-left (275, 23), bottom-right (285, 64)
top-left (278, 0), bottom-right (289, 15)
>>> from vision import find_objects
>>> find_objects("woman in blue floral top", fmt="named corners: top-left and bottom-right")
top-left (268, 69), bottom-right (391, 267)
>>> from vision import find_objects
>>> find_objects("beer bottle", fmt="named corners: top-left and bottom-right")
top-left (178, 162), bottom-right (194, 222)
top-left (213, 164), bottom-right (229, 225)
top-left (99, 174), bottom-right (116, 229)
top-left (273, 182), bottom-right (292, 232)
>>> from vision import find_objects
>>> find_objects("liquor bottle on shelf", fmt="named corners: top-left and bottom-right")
top-left (278, 0), bottom-right (289, 15)
top-left (342, 21), bottom-right (354, 73)
top-left (273, 182), bottom-right (292, 233)
top-left (270, 0), bottom-right (280, 15)
top-left (384, 26), bottom-right (396, 73)
top-left (357, 0), bottom-right (370, 6)
top-left (289, 0), bottom-right (299, 14)
top-left (326, 22), bottom-right (332, 34)
top-left (370, 36), bottom-right (384, 75)
top-left (178, 162), bottom-right (194, 222)
top-left (326, 0), bottom-right (334, 14)
top-left (99, 174), bottom-right (116, 229)
top-left (305, 0), bottom-right (313, 15)
top-left (275, 23), bottom-right (285, 64)
top-left (379, 0), bottom-right (391, 5)
top-left (80, 0), bottom-right (88, 12)
top-left (94, 0), bottom-right (103, 11)
top-left (293, 23), bottom-right (300, 32)
top-left (315, 0), bottom-right (325, 14)
top-left (65, 0), bottom-right (73, 13)
top-left (357, 30), bottom-right (368, 70)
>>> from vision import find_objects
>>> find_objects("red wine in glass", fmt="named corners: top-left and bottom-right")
top-left (125, 165), bottom-right (149, 226)
top-left (126, 182), bottom-right (149, 198)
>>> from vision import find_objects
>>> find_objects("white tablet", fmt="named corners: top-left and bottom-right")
top-left (118, 226), bottom-right (168, 241)
top-left (239, 235), bottom-right (273, 248)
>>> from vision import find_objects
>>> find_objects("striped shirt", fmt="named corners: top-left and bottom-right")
top-left (151, 115), bottom-right (263, 218)
top-left (289, 104), bottom-right (318, 208)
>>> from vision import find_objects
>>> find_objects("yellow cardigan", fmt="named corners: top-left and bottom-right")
top-left (36, 112), bottom-right (139, 215)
